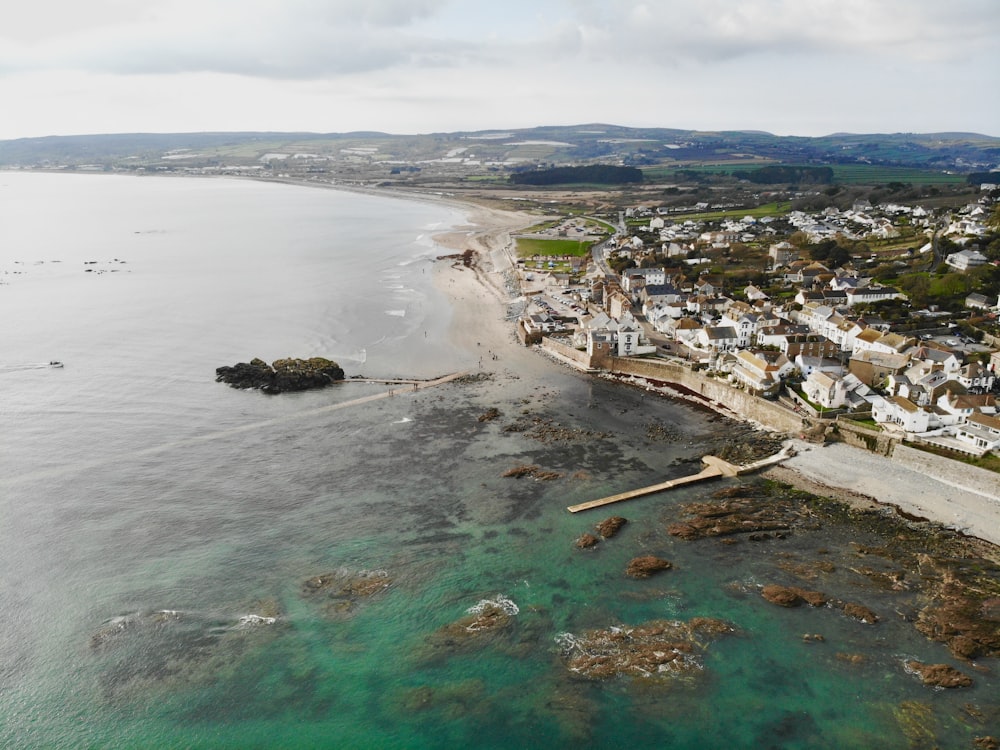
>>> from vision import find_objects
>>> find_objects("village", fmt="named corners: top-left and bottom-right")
top-left (515, 187), bottom-right (1000, 462)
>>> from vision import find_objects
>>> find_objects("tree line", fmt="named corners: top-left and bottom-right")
top-left (509, 165), bottom-right (643, 186)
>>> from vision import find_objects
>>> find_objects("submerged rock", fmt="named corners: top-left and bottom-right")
top-left (216, 357), bottom-right (344, 394)
top-left (625, 556), bottom-right (673, 579)
top-left (501, 464), bottom-right (563, 481)
top-left (90, 605), bottom-right (283, 700)
top-left (303, 568), bottom-right (392, 599)
top-left (302, 568), bottom-right (392, 618)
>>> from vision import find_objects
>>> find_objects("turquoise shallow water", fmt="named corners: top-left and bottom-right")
top-left (1, 173), bottom-right (998, 748)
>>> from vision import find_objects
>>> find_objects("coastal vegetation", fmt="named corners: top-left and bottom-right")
top-left (731, 165), bottom-right (834, 184)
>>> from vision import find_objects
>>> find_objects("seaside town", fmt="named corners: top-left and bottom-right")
top-left (512, 186), bottom-right (1000, 469)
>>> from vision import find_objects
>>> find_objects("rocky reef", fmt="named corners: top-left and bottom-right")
top-left (301, 568), bottom-right (392, 618)
top-left (556, 617), bottom-right (735, 681)
top-left (625, 555), bottom-right (673, 579)
top-left (904, 660), bottom-right (973, 689)
top-left (215, 357), bottom-right (344, 394)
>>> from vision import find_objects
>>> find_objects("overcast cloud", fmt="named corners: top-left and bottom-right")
top-left (1, 0), bottom-right (997, 139)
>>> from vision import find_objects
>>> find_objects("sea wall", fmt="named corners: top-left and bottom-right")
top-left (608, 356), bottom-right (805, 433)
top-left (892, 444), bottom-right (1000, 501)
top-left (540, 337), bottom-right (594, 369)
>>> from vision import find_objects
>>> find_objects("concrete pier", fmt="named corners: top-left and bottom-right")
top-left (566, 447), bottom-right (793, 513)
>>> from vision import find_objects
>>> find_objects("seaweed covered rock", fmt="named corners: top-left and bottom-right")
top-left (668, 491), bottom-right (799, 541)
top-left (905, 660), bottom-right (973, 689)
top-left (216, 357), bottom-right (344, 394)
top-left (912, 559), bottom-right (1000, 659)
top-left (302, 568), bottom-right (392, 617)
top-left (761, 585), bottom-right (828, 608)
top-left (626, 556), bottom-right (673, 579)
top-left (426, 595), bottom-right (520, 649)
top-left (556, 617), bottom-right (735, 681)
top-left (596, 516), bottom-right (627, 539)
top-left (842, 602), bottom-right (879, 624)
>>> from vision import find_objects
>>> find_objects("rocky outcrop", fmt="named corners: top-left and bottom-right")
top-left (625, 556), bottom-right (673, 579)
top-left (596, 516), bottom-right (627, 539)
top-left (501, 465), bottom-right (563, 481)
top-left (913, 574), bottom-right (1000, 660)
top-left (904, 660), bottom-right (973, 688)
top-left (667, 489), bottom-right (799, 541)
top-left (216, 357), bottom-right (344, 394)
top-left (575, 533), bottom-right (599, 549)
top-left (427, 595), bottom-right (519, 647)
top-left (842, 602), bottom-right (879, 624)
top-left (556, 617), bottom-right (735, 681)
top-left (761, 584), bottom-right (828, 608)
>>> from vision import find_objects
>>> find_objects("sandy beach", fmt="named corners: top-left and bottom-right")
top-left (428, 198), bottom-right (1000, 553)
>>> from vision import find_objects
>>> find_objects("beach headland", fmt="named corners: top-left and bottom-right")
top-left (425, 194), bottom-right (1000, 552)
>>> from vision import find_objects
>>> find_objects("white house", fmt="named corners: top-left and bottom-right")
top-left (955, 412), bottom-right (1000, 454)
top-left (696, 326), bottom-right (740, 353)
top-left (730, 350), bottom-right (791, 396)
top-left (845, 286), bottom-right (904, 307)
top-left (802, 370), bottom-right (848, 410)
top-left (872, 396), bottom-right (935, 433)
top-left (945, 249), bottom-right (988, 271)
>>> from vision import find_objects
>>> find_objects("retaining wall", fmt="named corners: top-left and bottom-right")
top-left (835, 420), bottom-right (898, 456)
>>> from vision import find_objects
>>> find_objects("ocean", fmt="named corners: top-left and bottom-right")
top-left (1, 172), bottom-right (996, 749)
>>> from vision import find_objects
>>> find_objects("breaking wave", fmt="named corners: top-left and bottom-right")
top-left (466, 593), bottom-right (519, 617)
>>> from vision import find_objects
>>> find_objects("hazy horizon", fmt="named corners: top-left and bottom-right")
top-left (1, 0), bottom-right (997, 141)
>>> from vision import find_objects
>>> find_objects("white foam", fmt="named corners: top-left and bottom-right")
top-left (466, 593), bottom-right (519, 617)
top-left (238, 614), bottom-right (277, 628)
top-left (384, 309), bottom-right (406, 317)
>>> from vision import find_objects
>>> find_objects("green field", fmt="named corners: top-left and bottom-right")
top-left (642, 163), bottom-right (967, 186)
top-left (829, 165), bottom-right (967, 185)
top-left (514, 237), bottom-right (593, 257)
top-left (667, 201), bottom-right (793, 222)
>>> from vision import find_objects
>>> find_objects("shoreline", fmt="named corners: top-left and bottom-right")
top-left (49, 171), bottom-right (997, 550)
top-left (418, 190), bottom-right (1000, 552)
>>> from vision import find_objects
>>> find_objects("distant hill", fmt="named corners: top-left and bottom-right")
top-left (1, 124), bottom-right (997, 177)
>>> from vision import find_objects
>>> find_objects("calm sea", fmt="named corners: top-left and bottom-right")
top-left (1, 173), bottom-right (995, 748)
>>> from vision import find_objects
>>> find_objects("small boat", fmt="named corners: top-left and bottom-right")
top-left (49, 361), bottom-right (64, 368)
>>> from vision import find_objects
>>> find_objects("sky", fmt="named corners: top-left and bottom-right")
top-left (1, 0), bottom-right (998, 140)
